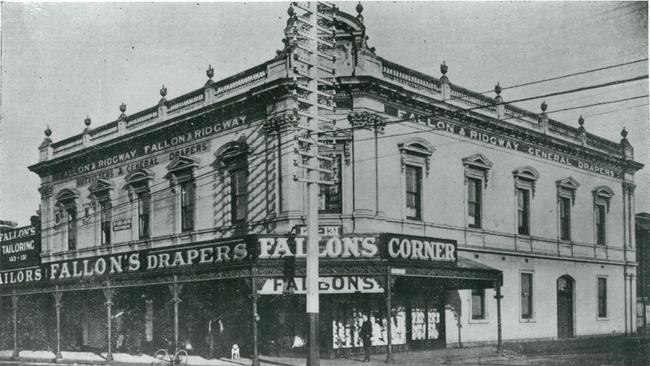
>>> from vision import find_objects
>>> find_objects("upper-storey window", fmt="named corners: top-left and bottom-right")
top-left (398, 138), bottom-right (434, 222)
top-left (89, 179), bottom-right (114, 245)
top-left (405, 165), bottom-right (422, 220)
top-left (593, 186), bottom-right (614, 246)
top-left (125, 169), bottom-right (154, 240)
top-left (556, 177), bottom-right (580, 242)
top-left (462, 153), bottom-right (493, 229)
top-left (55, 188), bottom-right (80, 251)
top-left (215, 140), bottom-right (249, 225)
top-left (167, 156), bottom-right (199, 233)
top-left (319, 154), bottom-right (342, 214)
top-left (513, 167), bottom-right (539, 236)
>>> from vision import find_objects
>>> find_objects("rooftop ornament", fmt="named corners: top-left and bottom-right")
top-left (44, 125), bottom-right (52, 138)
top-left (578, 115), bottom-right (584, 127)
top-left (494, 82), bottom-right (502, 96)
top-left (84, 116), bottom-right (91, 129)
top-left (440, 61), bottom-right (448, 75)
top-left (205, 64), bottom-right (215, 86)
top-left (356, 2), bottom-right (364, 22)
top-left (621, 127), bottom-right (628, 139)
top-left (160, 85), bottom-right (167, 98)
top-left (119, 103), bottom-right (127, 119)
top-left (540, 101), bottom-right (548, 112)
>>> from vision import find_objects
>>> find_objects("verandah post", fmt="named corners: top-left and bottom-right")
top-left (103, 283), bottom-right (114, 361)
top-left (11, 291), bottom-right (18, 360)
top-left (494, 281), bottom-right (503, 355)
top-left (251, 277), bottom-right (260, 366)
top-left (169, 275), bottom-right (183, 350)
top-left (54, 287), bottom-right (63, 360)
top-left (385, 267), bottom-right (393, 363)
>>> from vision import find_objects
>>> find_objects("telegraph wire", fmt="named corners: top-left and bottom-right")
top-left (475, 58), bottom-right (648, 95)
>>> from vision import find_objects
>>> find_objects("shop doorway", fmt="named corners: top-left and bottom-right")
top-left (557, 275), bottom-right (574, 338)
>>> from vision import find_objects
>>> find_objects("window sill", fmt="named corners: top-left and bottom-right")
top-left (519, 318), bottom-right (536, 323)
top-left (469, 318), bottom-right (490, 324)
top-left (596, 316), bottom-right (609, 321)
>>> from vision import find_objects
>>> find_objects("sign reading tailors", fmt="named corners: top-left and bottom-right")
top-left (0, 224), bottom-right (41, 271)
top-left (381, 234), bottom-right (457, 265)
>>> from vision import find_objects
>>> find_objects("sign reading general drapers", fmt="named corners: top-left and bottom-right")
top-left (0, 224), bottom-right (41, 271)
top-left (53, 103), bottom-right (265, 183)
top-left (385, 105), bottom-right (621, 178)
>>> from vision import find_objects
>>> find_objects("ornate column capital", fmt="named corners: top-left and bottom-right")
top-left (623, 181), bottom-right (636, 195)
top-left (38, 184), bottom-right (53, 199)
top-left (347, 111), bottom-right (386, 133)
top-left (264, 113), bottom-right (299, 135)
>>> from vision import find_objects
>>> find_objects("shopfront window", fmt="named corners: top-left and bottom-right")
top-left (471, 288), bottom-right (486, 320)
top-left (521, 272), bottom-right (533, 319)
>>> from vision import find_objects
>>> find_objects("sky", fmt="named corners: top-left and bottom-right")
top-left (0, 1), bottom-right (648, 226)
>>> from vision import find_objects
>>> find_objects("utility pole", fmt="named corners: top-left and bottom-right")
top-left (286, 2), bottom-right (338, 365)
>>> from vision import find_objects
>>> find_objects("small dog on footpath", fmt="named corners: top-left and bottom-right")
top-left (231, 344), bottom-right (240, 360)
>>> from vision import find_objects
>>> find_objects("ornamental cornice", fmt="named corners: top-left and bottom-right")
top-left (342, 78), bottom-right (634, 172)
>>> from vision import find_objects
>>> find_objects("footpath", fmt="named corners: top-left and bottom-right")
top-left (0, 336), bottom-right (647, 366)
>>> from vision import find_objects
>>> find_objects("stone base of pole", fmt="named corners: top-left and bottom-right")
top-left (307, 312), bottom-right (319, 366)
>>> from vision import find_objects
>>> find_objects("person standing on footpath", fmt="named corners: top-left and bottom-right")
top-left (360, 318), bottom-right (373, 362)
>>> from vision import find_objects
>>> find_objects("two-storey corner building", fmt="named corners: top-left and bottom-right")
top-left (0, 4), bottom-right (643, 362)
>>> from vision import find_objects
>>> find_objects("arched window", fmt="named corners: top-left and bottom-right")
top-left (55, 188), bottom-right (80, 251)
top-left (215, 140), bottom-right (249, 224)
top-left (513, 166), bottom-right (540, 235)
top-left (592, 186), bottom-right (614, 245)
top-left (88, 179), bottom-right (114, 245)
top-left (398, 138), bottom-right (435, 221)
top-left (462, 153), bottom-right (493, 229)
top-left (125, 169), bottom-right (154, 239)
top-left (166, 156), bottom-right (199, 232)
top-left (556, 177), bottom-right (580, 241)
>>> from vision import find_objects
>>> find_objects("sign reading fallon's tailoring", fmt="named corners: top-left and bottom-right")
top-left (0, 224), bottom-right (41, 271)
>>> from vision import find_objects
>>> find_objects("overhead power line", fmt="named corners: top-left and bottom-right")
top-left (476, 58), bottom-right (648, 95)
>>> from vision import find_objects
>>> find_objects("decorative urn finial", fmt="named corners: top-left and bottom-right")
top-left (578, 115), bottom-right (584, 126)
top-left (84, 115), bottom-right (91, 128)
top-left (494, 82), bottom-right (502, 96)
top-left (540, 101), bottom-right (548, 112)
top-left (621, 127), bottom-right (628, 139)
top-left (160, 84), bottom-right (167, 98)
top-left (207, 65), bottom-right (214, 80)
top-left (120, 102), bottom-right (127, 114)
top-left (356, 2), bottom-right (364, 22)
top-left (44, 125), bottom-right (52, 138)
top-left (288, 4), bottom-right (295, 17)
top-left (440, 61), bottom-right (448, 75)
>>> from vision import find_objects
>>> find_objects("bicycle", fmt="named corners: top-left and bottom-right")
top-left (151, 348), bottom-right (189, 366)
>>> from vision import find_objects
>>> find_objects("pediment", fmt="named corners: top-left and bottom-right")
top-left (88, 179), bottom-right (114, 194)
top-left (125, 169), bottom-right (154, 185)
top-left (166, 156), bottom-right (198, 174)
top-left (556, 177), bottom-right (580, 191)
top-left (593, 185), bottom-right (614, 199)
top-left (398, 137), bottom-right (435, 157)
top-left (512, 166), bottom-right (540, 181)
top-left (55, 188), bottom-right (80, 202)
top-left (462, 153), bottom-right (493, 171)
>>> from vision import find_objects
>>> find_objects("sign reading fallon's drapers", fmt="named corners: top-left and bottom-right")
top-left (0, 224), bottom-right (41, 271)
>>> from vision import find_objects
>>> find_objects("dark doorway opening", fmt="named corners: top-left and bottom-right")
top-left (557, 275), bottom-right (574, 339)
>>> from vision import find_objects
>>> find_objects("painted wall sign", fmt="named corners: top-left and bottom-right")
top-left (0, 224), bottom-right (41, 271)
top-left (385, 105), bottom-right (621, 178)
top-left (0, 237), bottom-right (251, 286)
top-left (112, 218), bottom-right (132, 232)
top-left (380, 234), bottom-right (457, 264)
top-left (259, 276), bottom-right (384, 295)
top-left (52, 103), bottom-right (265, 182)
top-left (257, 235), bottom-right (378, 259)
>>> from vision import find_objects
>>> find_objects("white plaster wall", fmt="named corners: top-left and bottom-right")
top-left (444, 252), bottom-right (626, 344)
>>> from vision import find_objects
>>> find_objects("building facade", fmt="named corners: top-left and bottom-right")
top-left (0, 4), bottom-right (643, 362)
